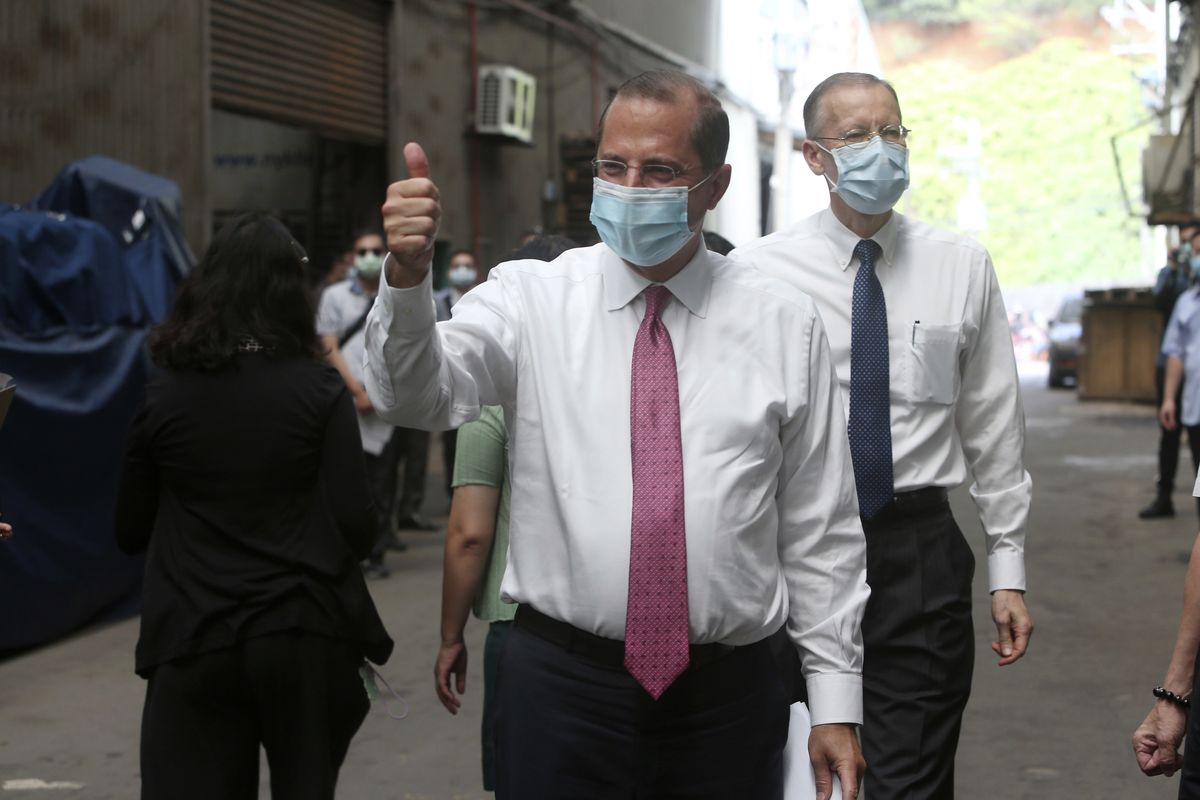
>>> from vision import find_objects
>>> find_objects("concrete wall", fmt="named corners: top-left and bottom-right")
top-left (388, 0), bottom-right (721, 269)
top-left (0, 0), bottom-right (210, 248)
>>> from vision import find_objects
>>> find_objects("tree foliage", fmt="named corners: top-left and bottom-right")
top-left (864, 0), bottom-right (1110, 25)
top-left (890, 37), bottom-right (1149, 286)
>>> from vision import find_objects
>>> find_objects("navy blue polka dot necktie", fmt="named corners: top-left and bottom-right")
top-left (849, 239), bottom-right (894, 519)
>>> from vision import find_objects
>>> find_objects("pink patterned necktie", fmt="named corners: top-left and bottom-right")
top-left (624, 284), bottom-right (689, 699)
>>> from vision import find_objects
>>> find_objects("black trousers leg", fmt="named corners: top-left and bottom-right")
top-left (1186, 426), bottom-right (1200, 519)
top-left (1158, 366), bottom-right (1185, 494)
top-left (494, 622), bottom-right (788, 800)
top-left (365, 433), bottom-right (402, 564)
top-left (1179, 645), bottom-right (1200, 800)
top-left (861, 504), bottom-right (975, 800)
top-left (442, 429), bottom-right (458, 496)
top-left (395, 428), bottom-right (430, 521)
top-left (247, 632), bottom-right (371, 800)
top-left (481, 620), bottom-right (513, 792)
top-left (141, 648), bottom-right (260, 800)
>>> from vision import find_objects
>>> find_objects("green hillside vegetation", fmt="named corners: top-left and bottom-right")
top-left (888, 36), bottom-right (1149, 287)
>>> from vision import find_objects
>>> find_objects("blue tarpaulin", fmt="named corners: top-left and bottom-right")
top-left (0, 156), bottom-right (192, 652)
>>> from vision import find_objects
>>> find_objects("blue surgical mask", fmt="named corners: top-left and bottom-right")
top-left (589, 176), bottom-right (711, 267)
top-left (355, 252), bottom-right (384, 280)
top-left (817, 136), bottom-right (910, 215)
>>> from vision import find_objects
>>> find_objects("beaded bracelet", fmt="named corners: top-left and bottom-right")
top-left (1153, 686), bottom-right (1192, 710)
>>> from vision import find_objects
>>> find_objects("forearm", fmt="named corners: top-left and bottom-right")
top-left (1165, 356), bottom-right (1185, 406)
top-left (440, 533), bottom-right (492, 644)
top-left (1163, 532), bottom-right (1200, 694)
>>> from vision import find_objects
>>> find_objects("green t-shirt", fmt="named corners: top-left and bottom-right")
top-left (451, 405), bottom-right (514, 622)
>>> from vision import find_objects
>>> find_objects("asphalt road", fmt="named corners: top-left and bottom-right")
top-left (1, 363), bottom-right (1196, 799)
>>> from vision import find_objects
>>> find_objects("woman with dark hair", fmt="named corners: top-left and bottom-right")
top-left (115, 213), bottom-right (393, 799)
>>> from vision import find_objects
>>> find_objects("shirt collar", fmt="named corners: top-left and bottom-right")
top-left (601, 239), bottom-right (712, 318)
top-left (818, 206), bottom-right (900, 271)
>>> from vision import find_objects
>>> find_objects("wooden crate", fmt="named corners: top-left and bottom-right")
top-left (1078, 288), bottom-right (1162, 402)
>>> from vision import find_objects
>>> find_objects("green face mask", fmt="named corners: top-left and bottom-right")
top-left (355, 252), bottom-right (384, 280)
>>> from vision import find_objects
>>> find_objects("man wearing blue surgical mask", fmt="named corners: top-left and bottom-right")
top-left (364, 69), bottom-right (869, 800)
top-left (734, 72), bottom-right (1034, 800)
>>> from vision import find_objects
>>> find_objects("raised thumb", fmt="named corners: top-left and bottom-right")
top-left (404, 142), bottom-right (430, 179)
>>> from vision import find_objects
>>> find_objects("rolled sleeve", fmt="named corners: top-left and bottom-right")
top-left (777, 310), bottom-right (869, 726)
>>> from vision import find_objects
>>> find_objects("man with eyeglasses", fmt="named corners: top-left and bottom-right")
top-left (363, 69), bottom-right (869, 800)
top-left (734, 72), bottom-right (1034, 799)
top-left (317, 229), bottom-right (405, 577)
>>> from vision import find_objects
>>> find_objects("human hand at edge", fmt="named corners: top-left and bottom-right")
top-left (809, 722), bottom-right (864, 800)
top-left (991, 589), bottom-right (1033, 666)
top-left (433, 639), bottom-right (468, 715)
top-left (1133, 702), bottom-right (1187, 776)
top-left (382, 143), bottom-right (440, 287)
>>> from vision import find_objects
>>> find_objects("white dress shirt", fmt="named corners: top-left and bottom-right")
top-left (363, 242), bottom-right (870, 724)
top-left (1162, 287), bottom-right (1200, 426)
top-left (733, 208), bottom-right (1032, 593)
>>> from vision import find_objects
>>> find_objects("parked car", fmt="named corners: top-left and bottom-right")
top-left (1047, 294), bottom-right (1084, 389)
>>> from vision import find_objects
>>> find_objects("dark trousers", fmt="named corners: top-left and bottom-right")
top-left (364, 432), bottom-right (401, 564)
top-left (861, 501), bottom-right (974, 800)
top-left (1156, 365), bottom-right (1187, 495)
top-left (394, 427), bottom-right (430, 521)
top-left (140, 631), bottom-right (369, 800)
top-left (494, 619), bottom-right (788, 800)
top-left (442, 429), bottom-right (458, 496)
top-left (1179, 646), bottom-right (1200, 799)
top-left (481, 620), bottom-right (513, 792)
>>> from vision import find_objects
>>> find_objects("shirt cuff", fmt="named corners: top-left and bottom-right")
top-left (805, 672), bottom-right (862, 726)
top-left (379, 254), bottom-right (436, 332)
top-left (987, 550), bottom-right (1026, 593)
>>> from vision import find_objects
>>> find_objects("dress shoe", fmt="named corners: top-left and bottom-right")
top-left (363, 561), bottom-right (391, 580)
top-left (1139, 495), bottom-right (1175, 519)
top-left (385, 535), bottom-right (408, 552)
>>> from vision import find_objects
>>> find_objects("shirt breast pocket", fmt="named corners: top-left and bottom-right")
top-left (908, 322), bottom-right (961, 404)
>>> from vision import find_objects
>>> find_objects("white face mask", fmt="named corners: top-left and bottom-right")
top-left (448, 264), bottom-right (477, 289)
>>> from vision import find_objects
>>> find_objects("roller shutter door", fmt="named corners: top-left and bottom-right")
top-left (210, 0), bottom-right (388, 143)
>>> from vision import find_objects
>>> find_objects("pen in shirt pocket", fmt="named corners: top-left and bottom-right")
top-left (912, 320), bottom-right (920, 343)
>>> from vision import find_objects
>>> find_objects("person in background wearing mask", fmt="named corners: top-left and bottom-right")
top-left (364, 69), bottom-right (869, 800)
top-left (1140, 224), bottom-right (1199, 519)
top-left (435, 249), bottom-right (479, 322)
top-left (1157, 226), bottom-right (1200, 521)
top-left (433, 249), bottom-right (480, 497)
top-left (317, 229), bottom-right (404, 577)
top-left (733, 72), bottom-right (1034, 799)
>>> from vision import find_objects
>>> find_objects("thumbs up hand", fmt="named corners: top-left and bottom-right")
top-left (382, 142), bottom-right (441, 287)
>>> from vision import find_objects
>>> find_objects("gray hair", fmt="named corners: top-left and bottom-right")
top-left (802, 72), bottom-right (901, 138)
top-left (597, 69), bottom-right (730, 171)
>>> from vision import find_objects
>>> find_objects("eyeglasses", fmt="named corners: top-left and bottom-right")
top-left (357, 247), bottom-right (384, 257)
top-left (813, 124), bottom-right (912, 150)
top-left (592, 159), bottom-right (697, 188)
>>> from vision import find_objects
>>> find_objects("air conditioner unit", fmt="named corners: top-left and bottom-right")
top-left (476, 65), bottom-right (537, 144)
top-left (1144, 134), bottom-right (1193, 224)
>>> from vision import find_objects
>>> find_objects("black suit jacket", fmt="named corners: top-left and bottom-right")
top-left (115, 353), bottom-right (392, 675)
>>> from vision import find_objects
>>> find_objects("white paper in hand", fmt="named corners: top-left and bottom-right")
top-left (782, 701), bottom-right (842, 800)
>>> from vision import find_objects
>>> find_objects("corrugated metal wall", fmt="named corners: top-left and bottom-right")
top-left (0, 0), bottom-right (210, 249)
top-left (210, 0), bottom-right (388, 144)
